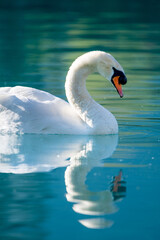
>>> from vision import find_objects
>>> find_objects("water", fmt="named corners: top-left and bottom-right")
top-left (0, 1), bottom-right (160, 239)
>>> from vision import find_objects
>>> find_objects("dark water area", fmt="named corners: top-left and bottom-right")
top-left (0, 0), bottom-right (160, 239)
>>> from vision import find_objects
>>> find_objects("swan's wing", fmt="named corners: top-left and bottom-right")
top-left (0, 86), bottom-right (87, 134)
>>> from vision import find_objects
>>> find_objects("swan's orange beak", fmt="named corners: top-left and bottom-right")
top-left (112, 76), bottom-right (123, 98)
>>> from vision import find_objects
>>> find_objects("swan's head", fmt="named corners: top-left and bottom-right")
top-left (97, 52), bottom-right (127, 98)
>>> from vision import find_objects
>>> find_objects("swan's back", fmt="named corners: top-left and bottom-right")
top-left (0, 86), bottom-right (87, 134)
top-left (0, 86), bottom-right (56, 101)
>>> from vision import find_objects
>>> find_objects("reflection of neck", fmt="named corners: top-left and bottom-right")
top-left (65, 141), bottom-right (93, 202)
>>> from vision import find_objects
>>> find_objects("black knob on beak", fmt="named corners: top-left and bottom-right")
top-left (119, 75), bottom-right (127, 85)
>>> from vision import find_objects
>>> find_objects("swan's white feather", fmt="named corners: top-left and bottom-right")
top-left (0, 86), bottom-right (87, 134)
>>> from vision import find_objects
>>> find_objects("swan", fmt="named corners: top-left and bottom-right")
top-left (0, 51), bottom-right (127, 134)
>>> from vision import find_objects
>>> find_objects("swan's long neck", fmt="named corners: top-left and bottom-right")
top-left (65, 52), bottom-right (108, 132)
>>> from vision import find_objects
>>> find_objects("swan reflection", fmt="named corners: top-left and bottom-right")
top-left (64, 135), bottom-right (126, 229)
top-left (0, 133), bottom-right (126, 229)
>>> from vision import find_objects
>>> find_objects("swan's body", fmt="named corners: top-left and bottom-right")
top-left (0, 51), bottom-right (127, 135)
top-left (0, 86), bottom-right (88, 134)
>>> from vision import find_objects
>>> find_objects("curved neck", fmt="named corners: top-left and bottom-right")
top-left (65, 53), bottom-right (107, 131)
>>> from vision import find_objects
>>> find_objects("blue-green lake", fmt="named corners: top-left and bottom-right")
top-left (0, 1), bottom-right (160, 239)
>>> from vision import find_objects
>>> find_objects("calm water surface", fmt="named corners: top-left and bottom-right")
top-left (0, 1), bottom-right (160, 240)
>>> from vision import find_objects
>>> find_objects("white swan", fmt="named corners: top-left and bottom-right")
top-left (0, 51), bottom-right (127, 134)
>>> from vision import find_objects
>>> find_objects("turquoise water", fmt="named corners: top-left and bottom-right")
top-left (0, 1), bottom-right (160, 239)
